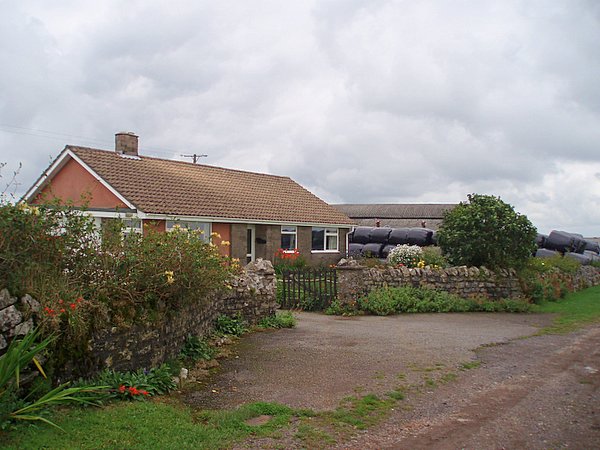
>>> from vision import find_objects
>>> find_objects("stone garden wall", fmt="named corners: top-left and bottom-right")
top-left (0, 259), bottom-right (277, 375)
top-left (336, 259), bottom-right (600, 304)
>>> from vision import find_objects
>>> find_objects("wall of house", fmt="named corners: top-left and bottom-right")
top-left (212, 223), bottom-right (232, 258)
top-left (1, 260), bottom-right (277, 375)
top-left (34, 158), bottom-right (127, 209)
top-left (231, 223), bottom-right (249, 262)
top-left (143, 219), bottom-right (166, 235)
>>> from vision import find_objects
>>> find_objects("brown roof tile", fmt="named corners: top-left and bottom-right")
top-left (69, 146), bottom-right (354, 225)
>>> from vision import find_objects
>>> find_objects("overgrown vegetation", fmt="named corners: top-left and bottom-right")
top-left (355, 286), bottom-right (531, 316)
top-left (257, 311), bottom-right (297, 329)
top-left (518, 255), bottom-right (580, 303)
top-left (437, 193), bottom-right (537, 269)
top-left (0, 328), bottom-right (107, 430)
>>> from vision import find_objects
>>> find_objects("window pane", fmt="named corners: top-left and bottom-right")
top-left (281, 226), bottom-right (296, 233)
top-left (281, 234), bottom-right (296, 250)
top-left (326, 234), bottom-right (338, 250)
top-left (312, 228), bottom-right (324, 251)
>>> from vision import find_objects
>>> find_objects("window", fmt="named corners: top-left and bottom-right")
top-left (311, 227), bottom-right (338, 251)
top-left (166, 220), bottom-right (211, 242)
top-left (281, 226), bottom-right (297, 251)
top-left (122, 218), bottom-right (142, 236)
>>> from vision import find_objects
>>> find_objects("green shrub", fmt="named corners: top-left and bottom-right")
top-left (421, 247), bottom-right (448, 268)
top-left (357, 287), bottom-right (531, 315)
top-left (214, 314), bottom-right (247, 337)
top-left (258, 311), bottom-right (297, 329)
top-left (325, 300), bottom-right (359, 316)
top-left (1, 328), bottom-right (107, 429)
top-left (92, 364), bottom-right (176, 400)
top-left (179, 335), bottom-right (217, 362)
top-left (437, 194), bottom-right (537, 269)
top-left (518, 256), bottom-right (578, 303)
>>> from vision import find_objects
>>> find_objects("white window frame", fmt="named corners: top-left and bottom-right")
top-left (166, 220), bottom-right (211, 242)
top-left (311, 227), bottom-right (339, 253)
top-left (280, 225), bottom-right (297, 251)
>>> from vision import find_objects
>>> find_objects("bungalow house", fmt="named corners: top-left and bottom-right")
top-left (24, 132), bottom-right (355, 266)
top-left (333, 203), bottom-right (457, 230)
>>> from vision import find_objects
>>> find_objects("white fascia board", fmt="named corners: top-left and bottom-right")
top-left (137, 212), bottom-right (354, 228)
top-left (23, 149), bottom-right (136, 210)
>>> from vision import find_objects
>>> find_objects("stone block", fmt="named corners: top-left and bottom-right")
top-left (0, 289), bottom-right (16, 310)
top-left (0, 305), bottom-right (23, 332)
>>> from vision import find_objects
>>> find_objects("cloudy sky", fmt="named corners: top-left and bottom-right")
top-left (1, 0), bottom-right (599, 235)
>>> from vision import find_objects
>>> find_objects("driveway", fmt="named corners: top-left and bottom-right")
top-left (185, 312), bottom-right (600, 448)
top-left (186, 312), bottom-right (552, 411)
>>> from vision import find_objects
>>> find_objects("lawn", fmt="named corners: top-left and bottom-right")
top-left (534, 284), bottom-right (600, 333)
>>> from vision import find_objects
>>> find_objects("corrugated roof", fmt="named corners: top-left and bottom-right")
top-left (66, 146), bottom-right (353, 225)
top-left (333, 203), bottom-right (457, 219)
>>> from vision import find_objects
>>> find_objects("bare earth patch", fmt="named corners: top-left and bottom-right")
top-left (183, 312), bottom-right (600, 448)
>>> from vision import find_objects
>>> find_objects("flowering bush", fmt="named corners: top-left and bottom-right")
top-left (387, 245), bottom-right (423, 268)
top-left (273, 248), bottom-right (306, 275)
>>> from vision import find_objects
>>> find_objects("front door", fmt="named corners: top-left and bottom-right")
top-left (246, 225), bottom-right (255, 264)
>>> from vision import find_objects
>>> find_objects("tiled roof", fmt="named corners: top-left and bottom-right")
top-left (333, 203), bottom-right (457, 219)
top-left (68, 146), bottom-right (354, 226)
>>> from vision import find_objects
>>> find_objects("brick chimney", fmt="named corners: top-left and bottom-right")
top-left (115, 132), bottom-right (139, 156)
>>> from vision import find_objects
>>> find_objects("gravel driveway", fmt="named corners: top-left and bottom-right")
top-left (185, 312), bottom-right (600, 448)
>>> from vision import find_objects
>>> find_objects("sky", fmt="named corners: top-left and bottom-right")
top-left (1, 0), bottom-right (599, 236)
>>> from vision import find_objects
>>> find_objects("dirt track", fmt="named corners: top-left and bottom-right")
top-left (186, 312), bottom-right (600, 449)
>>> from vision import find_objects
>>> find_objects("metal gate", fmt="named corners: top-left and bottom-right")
top-left (278, 268), bottom-right (337, 310)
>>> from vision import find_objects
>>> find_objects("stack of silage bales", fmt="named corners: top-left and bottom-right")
top-left (535, 230), bottom-right (600, 265)
top-left (348, 226), bottom-right (435, 259)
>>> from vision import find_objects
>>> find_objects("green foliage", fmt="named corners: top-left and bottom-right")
top-left (357, 287), bottom-right (531, 315)
top-left (533, 285), bottom-right (600, 333)
top-left (437, 194), bottom-right (537, 269)
top-left (178, 335), bottom-right (217, 362)
top-left (325, 300), bottom-right (359, 316)
top-left (1, 400), bottom-right (297, 449)
top-left (421, 247), bottom-right (448, 268)
top-left (518, 256), bottom-right (577, 304)
top-left (92, 364), bottom-right (176, 400)
top-left (257, 311), bottom-right (297, 329)
top-left (272, 249), bottom-right (307, 276)
top-left (214, 314), bottom-right (247, 337)
top-left (0, 328), bottom-right (106, 430)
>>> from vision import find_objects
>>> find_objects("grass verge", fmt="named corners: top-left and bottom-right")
top-left (534, 285), bottom-right (600, 334)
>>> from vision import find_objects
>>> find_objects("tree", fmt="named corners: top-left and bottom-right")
top-left (437, 194), bottom-right (537, 269)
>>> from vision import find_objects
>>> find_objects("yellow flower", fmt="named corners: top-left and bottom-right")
top-left (210, 232), bottom-right (222, 239)
top-left (164, 270), bottom-right (175, 284)
top-left (220, 240), bottom-right (230, 246)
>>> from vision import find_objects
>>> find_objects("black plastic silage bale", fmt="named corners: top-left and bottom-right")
top-left (348, 243), bottom-right (364, 257)
top-left (352, 227), bottom-right (374, 245)
top-left (565, 252), bottom-right (592, 265)
top-left (362, 243), bottom-right (384, 258)
top-left (370, 227), bottom-right (392, 244)
top-left (584, 250), bottom-right (600, 262)
top-left (381, 244), bottom-right (396, 259)
top-left (431, 231), bottom-right (438, 246)
top-left (584, 240), bottom-right (600, 254)
top-left (545, 231), bottom-right (584, 253)
top-left (536, 234), bottom-right (548, 248)
top-left (388, 228), bottom-right (411, 245)
top-left (535, 248), bottom-right (560, 258)
top-left (407, 228), bottom-right (434, 246)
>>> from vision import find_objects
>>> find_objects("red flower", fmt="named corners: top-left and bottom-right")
top-left (118, 385), bottom-right (126, 393)
top-left (58, 299), bottom-right (64, 304)
top-left (69, 303), bottom-right (76, 310)
top-left (128, 386), bottom-right (139, 395)
top-left (140, 390), bottom-right (149, 396)
top-left (76, 297), bottom-right (83, 303)
top-left (60, 308), bottom-right (65, 313)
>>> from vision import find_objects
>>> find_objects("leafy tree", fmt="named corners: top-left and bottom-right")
top-left (437, 194), bottom-right (537, 269)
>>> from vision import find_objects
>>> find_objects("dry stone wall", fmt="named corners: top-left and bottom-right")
top-left (336, 259), bottom-right (600, 304)
top-left (1, 259), bottom-right (277, 376)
